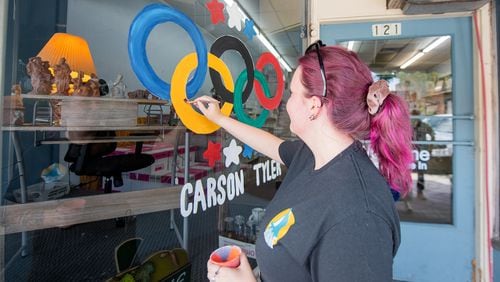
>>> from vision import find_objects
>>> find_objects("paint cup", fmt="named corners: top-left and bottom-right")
top-left (209, 245), bottom-right (242, 268)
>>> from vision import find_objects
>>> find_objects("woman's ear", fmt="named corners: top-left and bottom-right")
top-left (309, 95), bottom-right (323, 110)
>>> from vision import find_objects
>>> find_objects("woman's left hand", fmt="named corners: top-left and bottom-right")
top-left (206, 252), bottom-right (256, 282)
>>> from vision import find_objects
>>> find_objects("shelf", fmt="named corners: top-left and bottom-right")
top-left (424, 89), bottom-right (452, 97)
top-left (38, 135), bottom-right (162, 145)
top-left (19, 93), bottom-right (169, 105)
top-left (1, 124), bottom-right (178, 132)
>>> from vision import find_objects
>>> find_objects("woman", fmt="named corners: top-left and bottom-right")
top-left (197, 41), bottom-right (413, 282)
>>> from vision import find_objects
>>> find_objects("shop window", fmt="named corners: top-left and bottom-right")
top-left (1, 0), bottom-right (305, 280)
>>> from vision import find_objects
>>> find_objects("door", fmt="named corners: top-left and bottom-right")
top-left (320, 17), bottom-right (474, 281)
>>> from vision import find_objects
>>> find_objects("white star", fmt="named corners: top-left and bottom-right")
top-left (223, 139), bottom-right (243, 167)
top-left (226, 3), bottom-right (243, 31)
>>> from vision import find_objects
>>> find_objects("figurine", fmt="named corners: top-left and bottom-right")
top-left (88, 73), bottom-right (101, 97)
top-left (26, 56), bottom-right (53, 95)
top-left (127, 89), bottom-right (150, 99)
top-left (111, 74), bottom-right (126, 98)
top-left (53, 57), bottom-right (72, 95)
top-left (8, 84), bottom-right (24, 125)
top-left (72, 71), bottom-right (90, 96)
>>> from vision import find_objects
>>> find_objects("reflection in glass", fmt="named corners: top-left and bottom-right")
top-left (340, 36), bottom-right (453, 224)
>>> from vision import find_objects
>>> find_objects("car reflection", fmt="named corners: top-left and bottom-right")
top-left (422, 114), bottom-right (453, 157)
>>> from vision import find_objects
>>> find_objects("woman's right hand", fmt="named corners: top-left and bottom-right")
top-left (206, 252), bottom-right (257, 282)
top-left (190, 95), bottom-right (225, 124)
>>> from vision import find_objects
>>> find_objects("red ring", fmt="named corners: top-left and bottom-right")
top-left (254, 52), bottom-right (284, 110)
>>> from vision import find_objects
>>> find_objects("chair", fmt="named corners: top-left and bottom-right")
top-left (115, 237), bottom-right (143, 274)
top-left (64, 131), bottom-right (155, 193)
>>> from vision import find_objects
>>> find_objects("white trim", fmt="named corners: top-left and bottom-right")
top-left (0, 0), bottom-right (9, 281)
top-left (473, 3), bottom-right (497, 281)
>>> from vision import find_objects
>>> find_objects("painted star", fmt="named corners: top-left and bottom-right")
top-left (226, 2), bottom-right (243, 31)
top-left (243, 19), bottom-right (256, 40)
top-left (206, 0), bottom-right (225, 25)
top-left (242, 144), bottom-right (254, 159)
top-left (203, 140), bottom-right (222, 167)
top-left (223, 139), bottom-right (243, 167)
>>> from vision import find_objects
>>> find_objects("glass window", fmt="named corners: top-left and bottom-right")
top-left (339, 36), bottom-right (454, 224)
top-left (1, 0), bottom-right (304, 281)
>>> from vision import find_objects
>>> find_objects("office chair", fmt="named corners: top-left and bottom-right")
top-left (64, 131), bottom-right (155, 193)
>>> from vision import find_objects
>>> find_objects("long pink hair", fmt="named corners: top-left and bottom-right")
top-left (299, 45), bottom-right (413, 195)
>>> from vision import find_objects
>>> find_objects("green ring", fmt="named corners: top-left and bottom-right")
top-left (233, 69), bottom-right (271, 128)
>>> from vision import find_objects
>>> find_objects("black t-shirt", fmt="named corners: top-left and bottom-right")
top-left (255, 140), bottom-right (400, 282)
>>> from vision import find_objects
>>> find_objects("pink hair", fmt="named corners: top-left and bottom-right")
top-left (299, 46), bottom-right (413, 195)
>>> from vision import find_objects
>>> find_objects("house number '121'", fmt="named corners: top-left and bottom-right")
top-left (372, 23), bottom-right (402, 37)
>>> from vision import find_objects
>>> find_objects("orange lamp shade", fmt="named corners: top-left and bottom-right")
top-left (37, 33), bottom-right (97, 76)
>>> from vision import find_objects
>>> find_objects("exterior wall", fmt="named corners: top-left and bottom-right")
top-left (475, 3), bottom-right (500, 281)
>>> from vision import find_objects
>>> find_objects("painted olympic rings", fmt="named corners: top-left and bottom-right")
top-left (255, 52), bottom-right (284, 110)
top-left (128, 3), bottom-right (207, 100)
top-left (234, 70), bottom-right (271, 128)
top-left (171, 52), bottom-right (234, 134)
top-left (128, 4), bottom-right (286, 135)
top-left (209, 36), bottom-right (254, 104)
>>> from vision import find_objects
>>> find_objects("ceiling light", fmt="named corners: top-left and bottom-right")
top-left (423, 36), bottom-right (450, 53)
top-left (347, 41), bottom-right (354, 51)
top-left (224, 0), bottom-right (292, 72)
top-left (400, 52), bottom-right (424, 69)
top-left (399, 35), bottom-right (450, 69)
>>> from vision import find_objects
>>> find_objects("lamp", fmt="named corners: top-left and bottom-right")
top-left (37, 33), bottom-right (97, 81)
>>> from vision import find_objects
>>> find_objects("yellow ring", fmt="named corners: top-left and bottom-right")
top-left (171, 52), bottom-right (234, 134)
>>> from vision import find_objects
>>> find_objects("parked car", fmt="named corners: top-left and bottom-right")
top-left (422, 114), bottom-right (453, 157)
top-left (421, 114), bottom-right (453, 175)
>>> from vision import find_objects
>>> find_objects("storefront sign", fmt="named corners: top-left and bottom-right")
top-left (180, 159), bottom-right (281, 217)
top-left (411, 149), bottom-right (430, 170)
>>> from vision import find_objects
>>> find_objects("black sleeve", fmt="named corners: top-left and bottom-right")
top-left (278, 140), bottom-right (303, 167)
top-left (309, 212), bottom-right (395, 282)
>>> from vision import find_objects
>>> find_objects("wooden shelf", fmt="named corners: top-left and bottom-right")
top-left (1, 124), bottom-right (178, 132)
top-left (19, 93), bottom-right (169, 105)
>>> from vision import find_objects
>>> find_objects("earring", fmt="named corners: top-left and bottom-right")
top-left (308, 114), bottom-right (316, 121)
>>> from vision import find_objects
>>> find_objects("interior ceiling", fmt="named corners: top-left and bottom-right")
top-left (167, 0), bottom-right (448, 73)
top-left (339, 37), bottom-right (451, 73)
top-left (168, 0), bottom-right (303, 69)
top-left (238, 0), bottom-right (303, 68)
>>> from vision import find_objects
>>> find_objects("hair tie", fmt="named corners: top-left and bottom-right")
top-left (366, 80), bottom-right (390, 115)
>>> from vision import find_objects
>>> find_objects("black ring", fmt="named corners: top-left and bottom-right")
top-left (209, 36), bottom-right (254, 104)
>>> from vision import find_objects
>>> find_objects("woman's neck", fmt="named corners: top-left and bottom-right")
top-left (302, 122), bottom-right (354, 170)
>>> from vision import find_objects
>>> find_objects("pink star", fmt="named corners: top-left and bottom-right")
top-left (206, 0), bottom-right (225, 25)
top-left (203, 140), bottom-right (222, 167)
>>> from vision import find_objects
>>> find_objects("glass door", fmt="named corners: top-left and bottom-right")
top-left (320, 17), bottom-right (474, 281)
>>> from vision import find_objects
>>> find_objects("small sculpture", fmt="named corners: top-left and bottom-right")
top-left (26, 56), bottom-right (53, 95)
top-left (71, 71), bottom-right (83, 96)
top-left (8, 84), bottom-right (24, 125)
top-left (53, 57), bottom-right (72, 95)
top-left (111, 74), bottom-right (126, 98)
top-left (88, 73), bottom-right (101, 97)
top-left (127, 89), bottom-right (150, 99)
top-left (72, 71), bottom-right (89, 97)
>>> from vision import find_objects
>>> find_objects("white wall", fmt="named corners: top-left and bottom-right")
top-left (316, 0), bottom-right (403, 23)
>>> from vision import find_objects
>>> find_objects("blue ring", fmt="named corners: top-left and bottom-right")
top-left (128, 3), bottom-right (207, 100)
